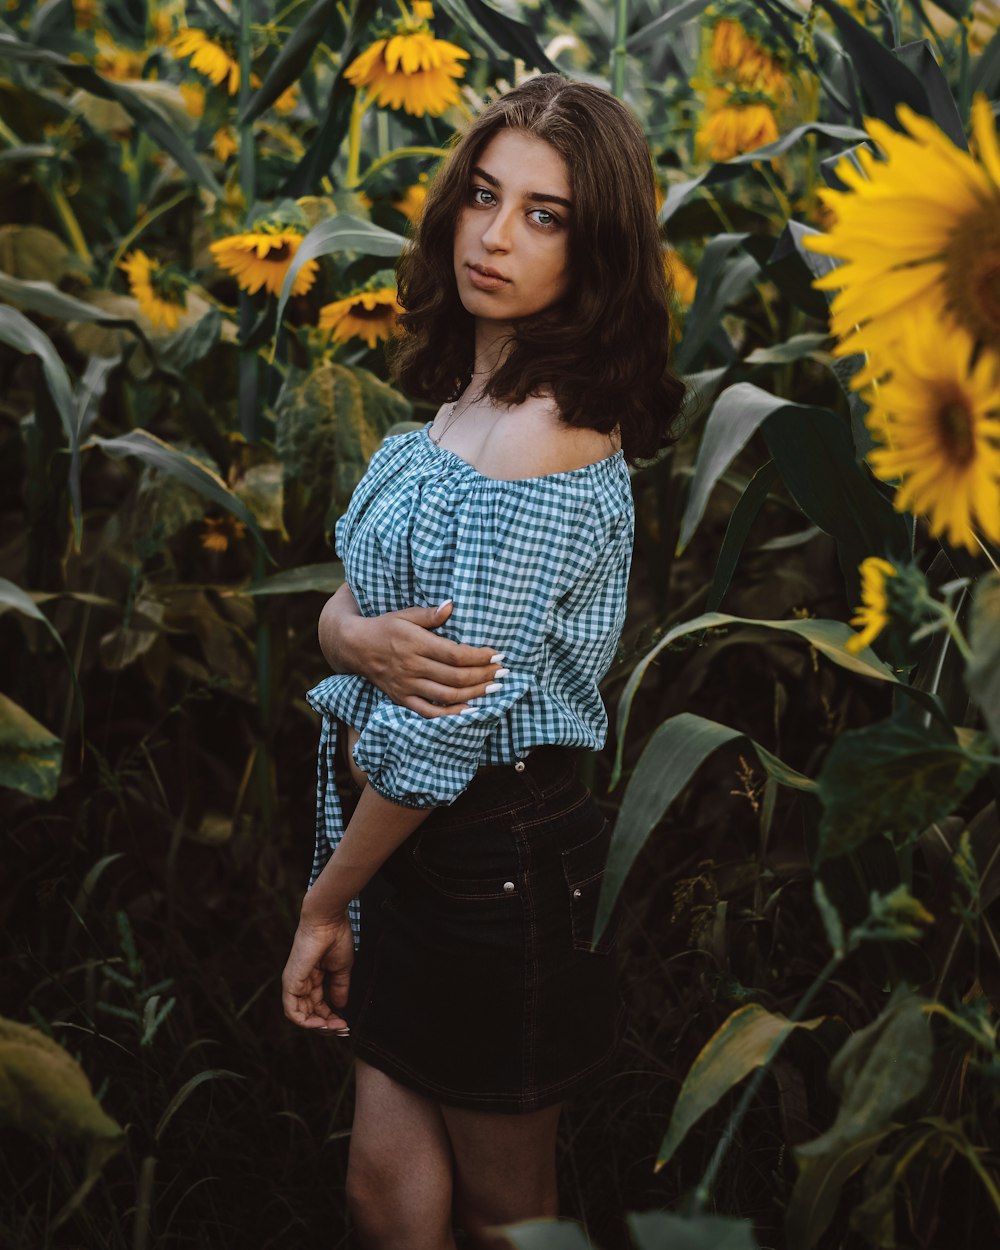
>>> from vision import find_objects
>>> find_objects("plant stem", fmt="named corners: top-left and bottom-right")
top-left (107, 189), bottom-right (194, 282)
top-left (360, 143), bottom-right (447, 183)
top-left (611, 0), bottom-right (629, 98)
top-left (345, 91), bottom-right (370, 188)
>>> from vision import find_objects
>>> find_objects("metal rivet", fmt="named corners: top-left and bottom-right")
top-left (573, 888), bottom-right (582, 899)
top-left (514, 760), bottom-right (526, 772)
top-left (503, 881), bottom-right (516, 893)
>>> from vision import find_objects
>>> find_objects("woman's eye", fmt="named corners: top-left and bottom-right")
top-left (530, 208), bottom-right (559, 227)
top-left (470, 187), bottom-right (495, 206)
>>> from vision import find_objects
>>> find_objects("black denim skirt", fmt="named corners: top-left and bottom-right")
top-left (338, 743), bottom-right (625, 1114)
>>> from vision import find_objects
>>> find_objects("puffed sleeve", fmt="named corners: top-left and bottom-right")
top-left (351, 504), bottom-right (633, 809)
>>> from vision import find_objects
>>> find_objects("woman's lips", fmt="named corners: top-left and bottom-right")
top-left (466, 264), bottom-right (510, 291)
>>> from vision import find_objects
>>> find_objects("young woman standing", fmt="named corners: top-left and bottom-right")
top-left (282, 74), bottom-right (684, 1249)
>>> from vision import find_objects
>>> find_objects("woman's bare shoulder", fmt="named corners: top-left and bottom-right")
top-left (480, 397), bottom-right (621, 479)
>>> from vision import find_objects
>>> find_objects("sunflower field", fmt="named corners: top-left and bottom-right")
top-left (1, 0), bottom-right (999, 1245)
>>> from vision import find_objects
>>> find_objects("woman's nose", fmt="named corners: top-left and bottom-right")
top-left (480, 208), bottom-right (513, 251)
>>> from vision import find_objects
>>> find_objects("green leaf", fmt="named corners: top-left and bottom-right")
top-left (706, 462), bottom-right (780, 613)
top-left (240, 0), bottom-right (337, 125)
top-left (434, 0), bottom-right (558, 71)
top-left (811, 1), bottom-right (935, 128)
top-left (629, 1212), bottom-right (759, 1250)
top-left (745, 333), bottom-right (830, 366)
top-left (971, 24), bottom-right (1000, 95)
top-left (789, 994), bottom-right (933, 1248)
top-left (0, 691), bottom-right (62, 800)
top-left (274, 213), bottom-right (406, 332)
top-left (88, 430), bottom-right (271, 562)
top-left (498, 1220), bottom-right (592, 1250)
top-left (675, 235), bottom-right (760, 373)
top-left (967, 573), bottom-right (1000, 743)
top-left (816, 714), bottom-right (994, 862)
top-left (0, 33), bottom-right (222, 196)
top-left (894, 40), bottom-right (967, 148)
top-left (656, 1004), bottom-right (825, 1169)
top-left (596, 713), bottom-right (814, 942)
top-left (154, 1069), bottom-right (244, 1141)
top-left (0, 304), bottom-right (81, 544)
top-left (236, 563), bottom-right (344, 596)
top-left (625, 0), bottom-right (715, 53)
top-left (660, 123), bottom-right (867, 222)
top-left (610, 613), bottom-right (897, 791)
top-left (0, 1015), bottom-right (123, 1143)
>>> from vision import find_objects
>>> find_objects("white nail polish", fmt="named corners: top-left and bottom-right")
top-left (460, 706), bottom-right (478, 713)
top-left (438, 598), bottom-right (453, 610)
top-left (489, 653), bottom-right (505, 664)
top-left (493, 668), bottom-right (510, 678)
top-left (485, 682), bottom-right (503, 693)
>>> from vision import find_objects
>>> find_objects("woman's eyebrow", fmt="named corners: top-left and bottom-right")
top-left (470, 166), bottom-right (573, 210)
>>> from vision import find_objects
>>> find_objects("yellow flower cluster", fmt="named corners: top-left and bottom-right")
top-left (806, 98), bottom-right (1000, 557)
top-left (845, 557), bottom-right (896, 655)
top-left (210, 227), bottom-right (319, 299)
top-left (695, 19), bottom-right (789, 161)
top-left (319, 288), bottom-right (403, 349)
top-left (120, 250), bottom-right (188, 332)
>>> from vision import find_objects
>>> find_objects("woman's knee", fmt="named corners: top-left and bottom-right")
top-left (346, 1144), bottom-right (454, 1248)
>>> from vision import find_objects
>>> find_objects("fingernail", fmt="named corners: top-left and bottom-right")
top-left (493, 667), bottom-right (510, 678)
top-left (485, 682), bottom-right (503, 693)
top-left (437, 598), bottom-right (453, 611)
top-left (489, 653), bottom-right (505, 663)
top-left (335, 1028), bottom-right (351, 1037)
top-left (460, 706), bottom-right (478, 713)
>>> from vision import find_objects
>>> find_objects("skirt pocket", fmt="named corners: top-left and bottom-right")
top-left (561, 818), bottom-right (619, 955)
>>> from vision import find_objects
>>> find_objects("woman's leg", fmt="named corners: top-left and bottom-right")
top-left (347, 1060), bottom-right (458, 1250)
top-left (440, 1103), bottom-right (562, 1248)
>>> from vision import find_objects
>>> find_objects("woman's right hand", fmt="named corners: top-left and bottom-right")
top-left (318, 586), bottom-right (507, 717)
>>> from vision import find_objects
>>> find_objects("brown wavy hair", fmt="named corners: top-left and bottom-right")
top-left (388, 74), bottom-right (686, 464)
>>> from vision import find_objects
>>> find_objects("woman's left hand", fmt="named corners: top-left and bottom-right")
top-left (281, 913), bottom-right (354, 1033)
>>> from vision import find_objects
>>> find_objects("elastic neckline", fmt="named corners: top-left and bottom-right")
top-left (420, 421), bottom-right (625, 484)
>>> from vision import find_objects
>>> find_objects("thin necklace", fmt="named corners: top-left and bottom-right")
top-left (429, 384), bottom-right (481, 446)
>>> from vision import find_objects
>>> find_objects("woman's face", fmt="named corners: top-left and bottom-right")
top-left (452, 129), bottom-right (572, 327)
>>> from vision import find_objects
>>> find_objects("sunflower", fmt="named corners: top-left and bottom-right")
top-left (200, 514), bottom-right (247, 553)
top-left (94, 33), bottom-right (148, 80)
top-left (180, 80), bottom-right (205, 118)
top-left (120, 250), bottom-right (187, 332)
top-left (665, 249), bottom-right (697, 307)
top-left (345, 15), bottom-right (469, 118)
top-left (393, 176), bottom-right (429, 223)
top-left (845, 557), bottom-right (897, 654)
top-left (170, 28), bottom-right (241, 94)
top-left (213, 126), bottom-right (238, 162)
top-left (319, 286), bottom-right (403, 349)
top-left (696, 95), bottom-right (780, 161)
top-left (863, 314), bottom-right (1000, 553)
top-left (804, 96), bottom-right (1000, 373)
top-left (709, 18), bottom-right (788, 99)
top-left (72, 0), bottom-right (97, 30)
top-left (209, 225), bottom-right (319, 298)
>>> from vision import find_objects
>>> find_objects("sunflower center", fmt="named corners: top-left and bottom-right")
top-left (935, 394), bottom-right (975, 467)
top-left (944, 202), bottom-right (1000, 348)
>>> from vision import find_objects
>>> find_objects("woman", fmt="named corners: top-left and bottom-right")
top-left (282, 74), bottom-right (684, 1248)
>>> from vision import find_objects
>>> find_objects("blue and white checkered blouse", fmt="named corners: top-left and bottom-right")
top-left (306, 418), bottom-right (635, 941)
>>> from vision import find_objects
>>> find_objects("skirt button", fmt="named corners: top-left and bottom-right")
top-left (503, 881), bottom-right (516, 893)
top-left (514, 760), bottom-right (526, 772)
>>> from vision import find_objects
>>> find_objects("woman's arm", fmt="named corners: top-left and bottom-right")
top-left (318, 583), bottom-right (509, 716)
top-left (281, 787), bottom-right (434, 1031)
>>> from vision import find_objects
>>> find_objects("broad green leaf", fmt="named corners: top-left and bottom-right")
top-left (656, 1004), bottom-right (825, 1169)
top-left (784, 1130), bottom-right (893, 1250)
top-left (811, 1), bottom-right (935, 129)
top-left (816, 715), bottom-right (994, 861)
top-left (967, 573), bottom-right (1000, 743)
top-left (971, 24), bottom-right (1000, 95)
top-left (596, 713), bottom-right (813, 941)
top-left (274, 214), bottom-right (407, 332)
top-left (236, 563), bottom-right (344, 597)
top-left (660, 124), bottom-right (866, 222)
top-left (0, 1016), bottom-right (122, 1143)
top-left (0, 305), bottom-right (81, 543)
top-left (675, 234), bottom-right (759, 373)
top-left (240, 0), bottom-right (337, 125)
top-left (894, 40), bottom-right (967, 148)
top-left (498, 1221), bottom-right (591, 1250)
top-left (274, 362), bottom-right (412, 526)
top-left (706, 462), bottom-right (780, 612)
top-left (88, 431), bottom-right (271, 561)
top-left (0, 224), bottom-right (72, 282)
top-left (0, 33), bottom-right (221, 196)
top-left (625, 0), bottom-right (715, 53)
top-left (0, 691), bottom-right (62, 800)
top-left (744, 333), bottom-right (830, 366)
top-left (435, 0), bottom-right (558, 72)
top-left (611, 613), bottom-right (897, 791)
top-left (849, 1122), bottom-right (941, 1247)
top-left (0, 578), bottom-right (83, 732)
top-left (154, 1069), bottom-right (244, 1141)
top-left (629, 1211), bottom-right (759, 1250)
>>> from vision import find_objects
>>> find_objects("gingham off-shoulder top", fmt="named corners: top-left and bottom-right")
top-left (306, 419), bottom-right (635, 942)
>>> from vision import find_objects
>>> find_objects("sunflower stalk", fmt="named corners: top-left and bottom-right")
top-left (345, 90), bottom-right (372, 188)
top-left (611, 0), bottom-right (629, 98)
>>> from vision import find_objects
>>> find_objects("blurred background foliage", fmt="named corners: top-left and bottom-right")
top-left (1, 0), bottom-right (999, 1245)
